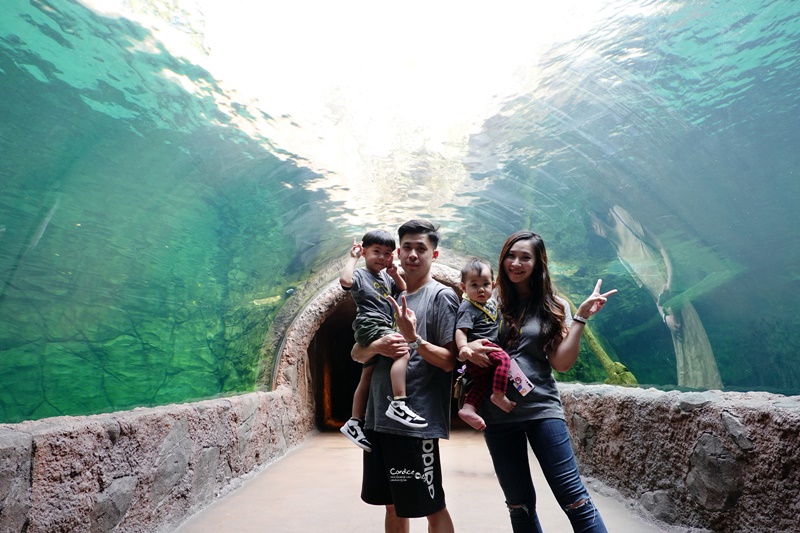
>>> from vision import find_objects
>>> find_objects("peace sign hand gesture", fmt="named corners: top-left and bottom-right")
top-left (349, 239), bottom-right (363, 259)
top-left (575, 279), bottom-right (618, 319)
top-left (387, 295), bottom-right (417, 343)
top-left (385, 252), bottom-right (398, 276)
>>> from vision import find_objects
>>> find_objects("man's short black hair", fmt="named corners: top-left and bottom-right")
top-left (398, 219), bottom-right (440, 249)
top-left (461, 257), bottom-right (493, 282)
top-left (361, 229), bottom-right (396, 249)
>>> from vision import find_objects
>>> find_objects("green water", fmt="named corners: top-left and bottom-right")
top-left (2, 0), bottom-right (799, 423)
top-left (0, 0), bottom-right (338, 421)
top-left (452, 0), bottom-right (800, 393)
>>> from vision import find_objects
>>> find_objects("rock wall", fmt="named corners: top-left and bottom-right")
top-left (561, 383), bottom-right (800, 533)
top-left (0, 387), bottom-right (313, 532)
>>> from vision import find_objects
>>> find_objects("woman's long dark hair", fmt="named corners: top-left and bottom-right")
top-left (497, 231), bottom-right (566, 354)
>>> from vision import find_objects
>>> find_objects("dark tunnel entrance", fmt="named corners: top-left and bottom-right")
top-left (307, 276), bottom-right (466, 432)
top-left (308, 296), bottom-right (362, 430)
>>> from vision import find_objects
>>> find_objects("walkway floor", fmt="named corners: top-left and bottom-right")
top-left (176, 429), bottom-right (667, 532)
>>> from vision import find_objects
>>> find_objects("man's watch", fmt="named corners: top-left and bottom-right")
top-left (407, 336), bottom-right (422, 350)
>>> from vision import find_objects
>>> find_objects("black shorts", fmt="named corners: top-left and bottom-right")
top-left (361, 430), bottom-right (446, 518)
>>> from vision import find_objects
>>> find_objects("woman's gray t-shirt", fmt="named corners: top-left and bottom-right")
top-left (481, 296), bottom-right (573, 425)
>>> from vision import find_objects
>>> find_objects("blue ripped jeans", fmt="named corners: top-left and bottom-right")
top-left (483, 418), bottom-right (608, 533)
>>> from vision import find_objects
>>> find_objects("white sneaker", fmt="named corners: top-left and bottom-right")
top-left (340, 418), bottom-right (372, 452)
top-left (386, 397), bottom-right (428, 428)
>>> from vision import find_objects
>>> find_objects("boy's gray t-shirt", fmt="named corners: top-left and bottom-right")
top-left (347, 268), bottom-right (403, 331)
top-left (455, 298), bottom-right (499, 343)
top-left (365, 279), bottom-right (459, 439)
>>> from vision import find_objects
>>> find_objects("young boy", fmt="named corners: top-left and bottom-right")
top-left (455, 257), bottom-right (516, 430)
top-left (339, 230), bottom-right (427, 452)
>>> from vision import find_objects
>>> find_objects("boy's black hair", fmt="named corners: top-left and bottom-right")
top-left (398, 219), bottom-right (440, 249)
top-left (460, 257), bottom-right (493, 282)
top-left (361, 229), bottom-right (396, 249)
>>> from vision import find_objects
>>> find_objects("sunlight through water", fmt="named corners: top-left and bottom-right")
top-left (2, 0), bottom-right (799, 422)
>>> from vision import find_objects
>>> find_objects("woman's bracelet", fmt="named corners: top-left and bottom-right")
top-left (572, 315), bottom-right (588, 324)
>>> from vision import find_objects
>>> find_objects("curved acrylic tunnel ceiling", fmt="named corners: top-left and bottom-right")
top-left (1, 0), bottom-right (799, 423)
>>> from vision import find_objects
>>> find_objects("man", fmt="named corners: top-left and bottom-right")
top-left (351, 219), bottom-right (459, 533)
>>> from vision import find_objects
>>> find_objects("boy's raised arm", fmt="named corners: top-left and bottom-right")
top-left (339, 239), bottom-right (362, 289)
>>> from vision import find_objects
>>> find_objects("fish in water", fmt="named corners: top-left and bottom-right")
top-left (25, 198), bottom-right (60, 255)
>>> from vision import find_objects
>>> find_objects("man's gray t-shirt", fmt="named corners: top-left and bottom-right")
top-left (365, 279), bottom-right (459, 439)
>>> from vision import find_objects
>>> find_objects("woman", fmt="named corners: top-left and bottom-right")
top-left (464, 231), bottom-right (617, 532)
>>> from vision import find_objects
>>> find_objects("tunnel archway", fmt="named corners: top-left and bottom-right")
top-left (309, 295), bottom-right (360, 429)
top-left (290, 262), bottom-right (465, 431)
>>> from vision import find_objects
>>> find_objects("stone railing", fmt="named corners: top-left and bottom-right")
top-left (0, 386), bottom-right (314, 532)
top-left (560, 383), bottom-right (800, 533)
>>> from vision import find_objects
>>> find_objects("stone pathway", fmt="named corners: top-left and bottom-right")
top-left (176, 429), bottom-right (670, 532)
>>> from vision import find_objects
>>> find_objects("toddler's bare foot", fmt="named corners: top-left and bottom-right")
top-left (458, 405), bottom-right (486, 431)
top-left (491, 392), bottom-right (516, 413)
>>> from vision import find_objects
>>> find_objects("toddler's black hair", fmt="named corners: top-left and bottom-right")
top-left (460, 257), bottom-right (493, 282)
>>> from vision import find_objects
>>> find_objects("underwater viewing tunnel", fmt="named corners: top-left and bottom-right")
top-left (4, 0), bottom-right (800, 425)
top-left (3, 1), bottom-right (800, 530)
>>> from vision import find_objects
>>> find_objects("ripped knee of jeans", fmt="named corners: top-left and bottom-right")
top-left (507, 503), bottom-right (530, 519)
top-left (564, 497), bottom-right (590, 513)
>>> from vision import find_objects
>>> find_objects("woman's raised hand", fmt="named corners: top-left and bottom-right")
top-left (576, 279), bottom-right (618, 319)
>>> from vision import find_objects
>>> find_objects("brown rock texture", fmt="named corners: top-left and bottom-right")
top-left (0, 387), bottom-right (313, 532)
top-left (561, 383), bottom-right (800, 533)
